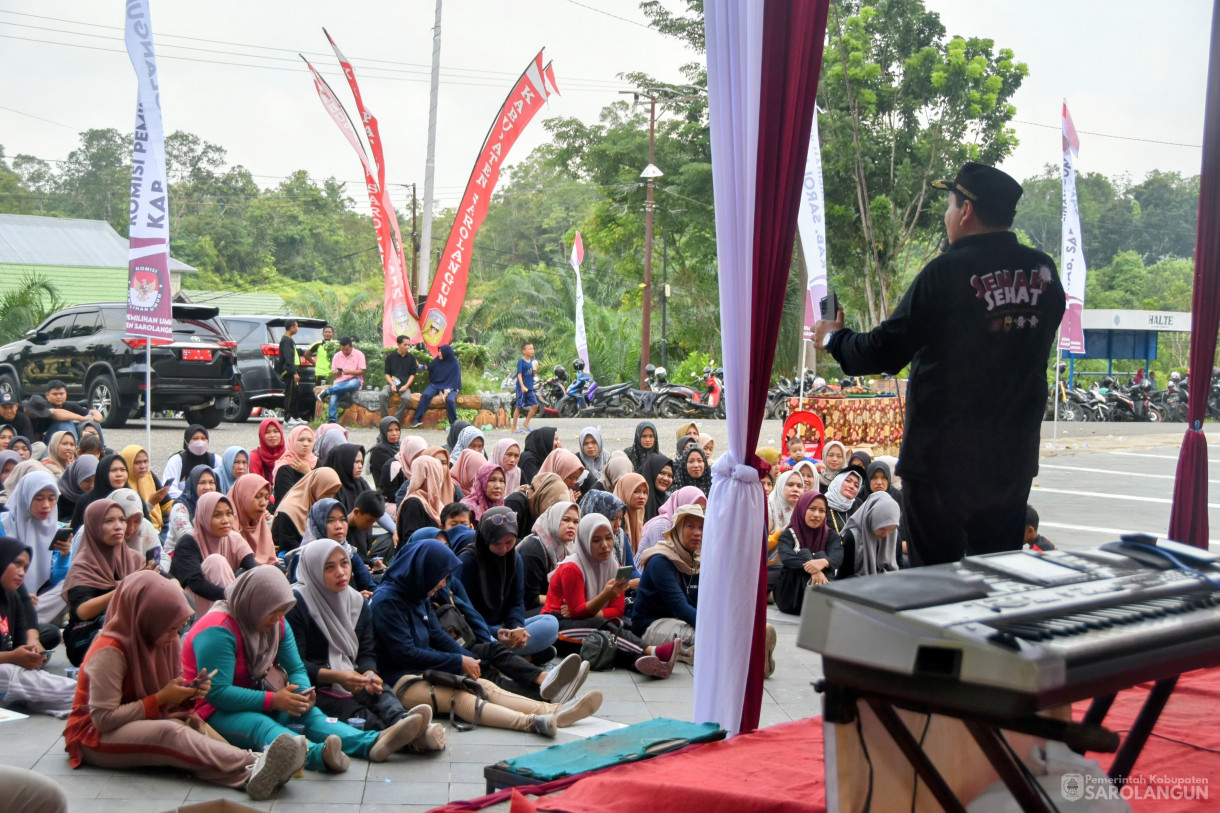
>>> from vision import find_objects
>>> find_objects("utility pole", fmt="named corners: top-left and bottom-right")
top-left (661, 231), bottom-right (668, 369)
top-left (419, 0), bottom-right (442, 297)
top-left (640, 95), bottom-right (658, 388)
top-left (410, 182), bottom-right (419, 294)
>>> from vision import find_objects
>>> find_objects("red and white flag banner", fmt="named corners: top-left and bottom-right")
top-left (1058, 101), bottom-right (1088, 354)
top-left (419, 51), bottom-right (559, 351)
top-left (124, 0), bottom-right (173, 341)
top-left (301, 54), bottom-right (419, 346)
top-left (571, 231), bottom-right (590, 373)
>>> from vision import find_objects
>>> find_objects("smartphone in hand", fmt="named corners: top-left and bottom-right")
top-left (818, 290), bottom-right (839, 322)
top-left (615, 565), bottom-right (634, 581)
top-left (187, 668), bottom-right (218, 689)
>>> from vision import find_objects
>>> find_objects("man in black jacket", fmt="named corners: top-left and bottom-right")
top-left (814, 163), bottom-right (1066, 566)
top-left (277, 320), bottom-right (303, 425)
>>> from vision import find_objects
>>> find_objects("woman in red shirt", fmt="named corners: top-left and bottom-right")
top-left (542, 515), bottom-right (680, 678)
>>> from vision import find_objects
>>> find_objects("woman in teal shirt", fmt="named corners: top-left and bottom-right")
top-left (182, 566), bottom-right (432, 772)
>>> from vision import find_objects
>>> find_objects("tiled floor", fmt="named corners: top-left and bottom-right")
top-left (1, 610), bottom-right (822, 812)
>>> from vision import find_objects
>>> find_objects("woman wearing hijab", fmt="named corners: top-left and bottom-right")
top-left (443, 419), bottom-right (472, 453)
top-left (271, 469), bottom-right (342, 553)
top-left (271, 425), bottom-right (317, 507)
top-left (456, 507), bottom-right (559, 659)
top-left (841, 492), bottom-right (901, 578)
top-left (670, 445), bottom-right (712, 496)
top-left (449, 425), bottom-right (486, 463)
top-left (517, 427), bottom-right (558, 485)
top-left (5, 470), bottom-right (68, 627)
top-left (79, 421), bottom-right (109, 454)
top-left (767, 471), bottom-right (805, 534)
top-left (247, 418), bottom-right (285, 483)
top-left (542, 515), bottom-right (680, 678)
top-left (120, 445), bottom-right (170, 532)
top-left (164, 466), bottom-right (218, 554)
top-left (9, 435), bottom-right (32, 461)
top-left (57, 455), bottom-right (98, 523)
top-left (612, 472), bottom-right (649, 556)
top-left (297, 499), bottom-right (375, 593)
top-left (162, 425), bottom-right (220, 501)
top-left (0, 449), bottom-right (20, 503)
top-left (599, 450), bottom-right (633, 492)
top-left (0, 537), bottom-right (76, 717)
top-left (383, 436), bottom-right (428, 503)
top-left (228, 474), bottom-right (277, 567)
top-left (169, 492), bottom-right (258, 616)
top-left (109, 489), bottom-right (165, 571)
top-left (371, 539), bottom-right (600, 737)
top-left (865, 459), bottom-right (903, 505)
top-left (42, 431), bottom-right (75, 477)
top-left (817, 441), bottom-right (848, 494)
top-left (396, 456), bottom-right (447, 541)
top-left (674, 422), bottom-right (701, 451)
top-left (626, 422), bottom-right (659, 471)
top-left (286, 540), bottom-right (440, 744)
top-left (774, 492), bottom-right (843, 615)
top-left (576, 427), bottom-right (610, 481)
top-left (70, 453), bottom-right (129, 531)
top-left (639, 454), bottom-right (675, 522)
top-left (62, 501), bottom-right (148, 665)
top-left (490, 438), bottom-right (523, 493)
top-left (184, 567), bottom-right (431, 773)
top-left (792, 460), bottom-right (819, 493)
top-left (503, 472), bottom-right (568, 544)
top-left (451, 449), bottom-right (485, 497)
top-left (539, 449), bottom-right (587, 501)
top-left (323, 443), bottom-right (369, 512)
top-left (517, 501), bottom-right (578, 613)
top-left (637, 486), bottom-right (708, 557)
top-left (65, 572), bottom-right (307, 799)
top-left (825, 470), bottom-right (864, 537)
top-left (847, 449), bottom-right (872, 472)
top-left (578, 490), bottom-right (636, 578)
top-left (216, 447), bottom-right (250, 494)
top-left (632, 505), bottom-right (703, 649)
top-left (367, 417), bottom-right (401, 499)
top-left (460, 463), bottom-right (507, 522)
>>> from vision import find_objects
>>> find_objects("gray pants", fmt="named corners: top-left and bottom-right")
top-left (641, 618), bottom-right (696, 647)
top-left (1, 767), bottom-right (67, 813)
top-left (379, 385), bottom-right (412, 419)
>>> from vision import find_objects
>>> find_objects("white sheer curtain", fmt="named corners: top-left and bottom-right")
top-left (692, 0), bottom-right (767, 735)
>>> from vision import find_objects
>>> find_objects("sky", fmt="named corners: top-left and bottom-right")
top-left (0, 0), bottom-right (1213, 220)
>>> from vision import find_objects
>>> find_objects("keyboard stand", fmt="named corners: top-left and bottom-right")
top-left (1082, 675), bottom-right (1179, 781)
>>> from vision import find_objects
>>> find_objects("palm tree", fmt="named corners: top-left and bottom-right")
top-left (0, 274), bottom-right (64, 344)
top-left (287, 287), bottom-right (382, 342)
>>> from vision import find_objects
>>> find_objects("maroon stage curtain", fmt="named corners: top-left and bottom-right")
top-left (1169, 0), bottom-right (1220, 549)
top-left (739, 0), bottom-right (831, 732)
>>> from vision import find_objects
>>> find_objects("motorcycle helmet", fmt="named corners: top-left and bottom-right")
top-left (572, 358), bottom-right (585, 371)
top-left (1100, 377), bottom-right (1114, 389)
top-left (813, 377), bottom-right (826, 389)
top-left (1170, 371), bottom-right (1182, 382)
top-left (553, 365), bottom-right (568, 381)
top-left (840, 377), bottom-right (856, 388)
top-left (1056, 361), bottom-right (1067, 373)
top-left (655, 366), bottom-right (668, 382)
top-left (1140, 379), bottom-right (1153, 392)
top-left (645, 364), bottom-right (656, 377)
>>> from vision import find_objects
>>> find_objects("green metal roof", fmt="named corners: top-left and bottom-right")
top-left (0, 263), bottom-right (136, 306)
top-left (177, 289), bottom-right (289, 316)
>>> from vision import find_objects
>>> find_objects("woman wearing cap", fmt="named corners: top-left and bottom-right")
top-left (631, 505), bottom-right (703, 650)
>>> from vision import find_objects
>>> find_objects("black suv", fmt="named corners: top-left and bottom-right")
top-left (0, 302), bottom-right (239, 428)
top-left (218, 316), bottom-right (327, 423)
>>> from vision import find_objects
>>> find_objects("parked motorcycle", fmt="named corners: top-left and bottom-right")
top-left (537, 365), bottom-right (569, 417)
top-left (655, 366), bottom-right (726, 419)
top-left (1105, 379), bottom-right (1163, 422)
top-left (553, 359), bottom-right (641, 418)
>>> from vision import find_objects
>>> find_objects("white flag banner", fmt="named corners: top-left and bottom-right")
top-left (797, 107), bottom-right (829, 338)
top-left (1058, 101), bottom-right (1087, 353)
top-left (571, 231), bottom-right (590, 374)
top-left (123, 0), bottom-right (172, 341)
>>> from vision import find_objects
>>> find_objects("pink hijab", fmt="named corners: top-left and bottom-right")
top-left (637, 486), bottom-right (708, 556)
top-left (228, 474), bottom-right (276, 566)
top-left (391, 436), bottom-right (428, 481)
top-left (490, 438), bottom-right (522, 492)
top-left (460, 462), bottom-right (506, 521)
top-left (452, 449), bottom-right (486, 495)
top-left (540, 449), bottom-right (584, 485)
top-left (270, 425), bottom-right (317, 485)
top-left (192, 492), bottom-right (254, 568)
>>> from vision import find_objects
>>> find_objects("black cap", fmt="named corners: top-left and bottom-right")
top-left (0, 393), bottom-right (13, 406)
top-left (931, 162), bottom-right (1023, 218)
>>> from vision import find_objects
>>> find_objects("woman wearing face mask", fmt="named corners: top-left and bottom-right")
top-left (774, 492), bottom-right (843, 615)
top-left (639, 454), bottom-right (675, 522)
top-left (517, 426), bottom-right (559, 485)
top-left (215, 447), bottom-right (250, 494)
top-left (164, 466), bottom-right (218, 554)
top-left (286, 540), bottom-right (440, 745)
top-left (120, 445), bottom-right (171, 532)
top-left (271, 426), bottom-right (317, 507)
top-left (247, 418), bottom-right (285, 483)
top-left (228, 474), bottom-right (278, 567)
top-left (626, 422), bottom-right (658, 472)
top-left (576, 427), bottom-right (610, 481)
top-left (517, 501), bottom-right (579, 613)
top-left (63, 501), bottom-right (155, 665)
top-left (817, 441), bottom-right (848, 494)
top-left (162, 426), bottom-right (220, 501)
top-left (183, 567), bottom-right (431, 773)
top-left (65, 571), bottom-right (307, 800)
top-left (631, 505), bottom-right (704, 651)
top-left (841, 491), bottom-right (902, 578)
top-left (825, 470), bottom-right (864, 536)
top-left (490, 438), bottom-right (523, 494)
top-left (0, 537), bottom-right (77, 717)
top-left (367, 417), bottom-right (401, 499)
top-left (371, 539), bottom-right (601, 737)
top-left (70, 453), bottom-right (129, 532)
top-left (456, 507), bottom-right (560, 661)
top-left (57, 455), bottom-right (98, 523)
top-left (670, 446), bottom-right (712, 497)
top-left (168, 493), bottom-right (259, 617)
top-left (459, 463), bottom-right (507, 523)
top-left (542, 515), bottom-right (681, 678)
top-left (271, 469), bottom-right (343, 554)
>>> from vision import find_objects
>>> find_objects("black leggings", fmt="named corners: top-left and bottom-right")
top-left (555, 616), bottom-right (651, 671)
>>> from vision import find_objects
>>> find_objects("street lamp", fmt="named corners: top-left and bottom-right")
top-left (639, 160), bottom-right (662, 386)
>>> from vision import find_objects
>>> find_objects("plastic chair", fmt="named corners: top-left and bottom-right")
top-left (783, 411), bottom-right (825, 460)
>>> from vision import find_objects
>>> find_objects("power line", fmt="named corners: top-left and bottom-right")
top-left (0, 103), bottom-right (76, 131)
top-left (1011, 119), bottom-right (1202, 150)
top-left (561, 0), bottom-right (656, 30)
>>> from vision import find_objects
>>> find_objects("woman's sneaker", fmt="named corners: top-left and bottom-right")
top-left (530, 713), bottom-right (558, 737)
top-left (370, 710), bottom-right (429, 762)
top-left (245, 733), bottom-right (307, 801)
top-left (539, 653), bottom-right (583, 701)
top-left (555, 690), bottom-right (603, 727)
top-left (407, 722), bottom-right (447, 752)
top-left (321, 734), bottom-right (350, 772)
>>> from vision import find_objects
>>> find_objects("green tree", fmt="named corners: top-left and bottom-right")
top-left (0, 273), bottom-right (64, 343)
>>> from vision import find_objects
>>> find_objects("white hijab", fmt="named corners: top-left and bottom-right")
top-left (559, 514), bottom-right (618, 602)
top-left (294, 539), bottom-right (364, 695)
top-left (768, 470), bottom-right (801, 532)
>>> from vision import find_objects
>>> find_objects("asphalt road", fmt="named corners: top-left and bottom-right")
top-left (105, 416), bottom-right (1216, 549)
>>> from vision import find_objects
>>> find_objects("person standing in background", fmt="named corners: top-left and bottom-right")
top-left (304, 325), bottom-right (335, 386)
top-left (512, 342), bottom-right (538, 434)
top-left (380, 335), bottom-right (419, 422)
top-left (277, 321), bottom-right (303, 426)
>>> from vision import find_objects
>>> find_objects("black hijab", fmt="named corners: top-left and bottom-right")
top-left (671, 445), bottom-right (712, 496)
top-left (865, 460), bottom-right (903, 503)
top-left (0, 536), bottom-right (32, 651)
top-left (458, 506), bottom-right (519, 623)
top-left (518, 427), bottom-right (557, 485)
top-left (847, 450), bottom-right (872, 471)
top-left (444, 420), bottom-right (472, 452)
top-left (367, 417), bottom-right (400, 491)
top-left (173, 464), bottom-right (215, 521)
top-left (176, 424), bottom-right (214, 485)
top-left (627, 421), bottom-right (659, 471)
top-left (639, 453), bottom-right (673, 521)
top-left (324, 443), bottom-right (369, 511)
top-left (9, 436), bottom-right (31, 458)
top-left (71, 453), bottom-right (127, 529)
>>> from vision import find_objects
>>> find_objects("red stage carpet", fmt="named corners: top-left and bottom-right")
top-left (433, 668), bottom-right (1220, 813)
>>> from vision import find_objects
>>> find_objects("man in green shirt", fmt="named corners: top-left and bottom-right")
top-left (304, 325), bottom-right (334, 384)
